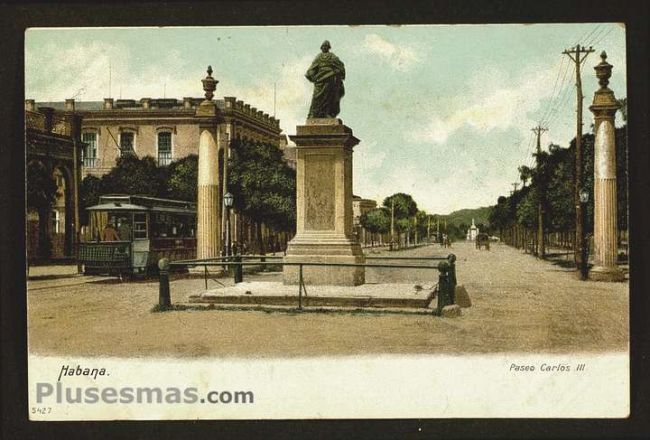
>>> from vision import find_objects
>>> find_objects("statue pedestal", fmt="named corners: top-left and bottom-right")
top-left (283, 119), bottom-right (365, 286)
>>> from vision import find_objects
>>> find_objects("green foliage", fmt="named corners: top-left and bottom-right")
top-left (445, 206), bottom-right (492, 230)
top-left (227, 139), bottom-right (296, 231)
top-left (166, 154), bottom-right (198, 202)
top-left (26, 161), bottom-right (58, 211)
top-left (516, 188), bottom-right (537, 228)
top-left (78, 148), bottom-right (296, 232)
top-left (382, 193), bottom-right (417, 219)
top-left (79, 174), bottom-right (102, 224)
top-left (518, 165), bottom-right (534, 187)
top-left (489, 124), bottom-right (628, 234)
top-left (415, 210), bottom-right (431, 238)
top-left (395, 217), bottom-right (411, 233)
top-left (360, 207), bottom-right (390, 235)
top-left (100, 155), bottom-right (164, 197)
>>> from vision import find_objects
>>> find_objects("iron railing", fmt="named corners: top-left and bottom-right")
top-left (158, 253), bottom-right (458, 315)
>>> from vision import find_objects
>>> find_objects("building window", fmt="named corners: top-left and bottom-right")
top-left (157, 131), bottom-right (172, 166)
top-left (81, 132), bottom-right (97, 167)
top-left (51, 210), bottom-right (60, 234)
top-left (119, 132), bottom-right (135, 156)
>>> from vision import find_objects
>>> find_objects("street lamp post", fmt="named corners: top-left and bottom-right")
top-left (579, 188), bottom-right (590, 280)
top-left (223, 192), bottom-right (234, 257)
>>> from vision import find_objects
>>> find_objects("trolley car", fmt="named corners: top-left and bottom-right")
top-left (79, 195), bottom-right (197, 276)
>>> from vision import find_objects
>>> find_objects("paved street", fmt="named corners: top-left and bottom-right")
top-left (28, 242), bottom-right (628, 358)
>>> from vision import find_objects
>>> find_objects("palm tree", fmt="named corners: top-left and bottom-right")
top-left (518, 165), bottom-right (534, 188)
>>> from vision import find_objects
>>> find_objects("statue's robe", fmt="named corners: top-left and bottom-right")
top-left (305, 52), bottom-right (345, 119)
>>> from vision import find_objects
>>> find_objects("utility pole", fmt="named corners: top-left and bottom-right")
top-left (414, 215), bottom-right (418, 245)
top-left (532, 124), bottom-right (548, 258)
top-left (563, 44), bottom-right (595, 266)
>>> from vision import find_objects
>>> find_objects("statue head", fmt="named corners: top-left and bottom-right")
top-left (320, 40), bottom-right (331, 52)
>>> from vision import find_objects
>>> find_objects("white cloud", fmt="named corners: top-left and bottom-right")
top-left (410, 63), bottom-right (556, 146)
top-left (25, 39), bottom-right (310, 137)
top-left (26, 40), bottom-right (129, 101)
top-left (362, 34), bottom-right (420, 71)
top-left (220, 55), bottom-right (313, 137)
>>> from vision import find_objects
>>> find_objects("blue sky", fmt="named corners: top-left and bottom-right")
top-left (25, 24), bottom-right (626, 214)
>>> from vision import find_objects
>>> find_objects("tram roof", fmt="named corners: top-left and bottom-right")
top-left (87, 195), bottom-right (197, 214)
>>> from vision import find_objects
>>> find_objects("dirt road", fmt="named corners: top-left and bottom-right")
top-left (27, 242), bottom-right (628, 358)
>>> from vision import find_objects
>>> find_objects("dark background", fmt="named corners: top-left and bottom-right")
top-left (1, 1), bottom-right (648, 439)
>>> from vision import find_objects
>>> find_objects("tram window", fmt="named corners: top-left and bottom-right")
top-left (133, 213), bottom-right (148, 239)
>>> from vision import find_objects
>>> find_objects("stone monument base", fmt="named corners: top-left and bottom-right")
top-left (589, 265), bottom-right (626, 282)
top-left (283, 237), bottom-right (365, 286)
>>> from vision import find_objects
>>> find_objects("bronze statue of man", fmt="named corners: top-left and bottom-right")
top-left (305, 40), bottom-right (345, 119)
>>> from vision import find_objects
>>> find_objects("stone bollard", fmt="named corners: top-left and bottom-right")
top-left (158, 258), bottom-right (171, 308)
top-left (436, 260), bottom-right (453, 316)
top-left (233, 255), bottom-right (243, 284)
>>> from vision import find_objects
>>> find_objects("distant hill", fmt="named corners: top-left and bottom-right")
top-left (444, 206), bottom-right (492, 228)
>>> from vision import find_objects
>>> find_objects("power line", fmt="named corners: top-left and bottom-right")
top-left (584, 25), bottom-right (607, 47)
top-left (590, 26), bottom-right (615, 48)
top-left (536, 24), bottom-right (601, 130)
top-left (581, 24), bottom-right (603, 47)
top-left (540, 57), bottom-right (573, 126)
top-left (539, 56), bottom-right (568, 126)
top-left (544, 67), bottom-right (576, 128)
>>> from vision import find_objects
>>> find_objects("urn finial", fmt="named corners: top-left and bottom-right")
top-left (201, 65), bottom-right (218, 101)
top-left (594, 51), bottom-right (613, 90)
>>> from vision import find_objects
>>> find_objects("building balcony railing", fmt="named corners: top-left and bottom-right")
top-left (83, 157), bottom-right (97, 168)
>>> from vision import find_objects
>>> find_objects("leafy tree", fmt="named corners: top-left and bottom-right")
top-left (227, 139), bottom-right (296, 252)
top-left (26, 161), bottom-right (59, 258)
top-left (79, 174), bottom-right (102, 225)
top-left (382, 193), bottom-right (418, 224)
top-left (26, 161), bottom-right (58, 212)
top-left (166, 154), bottom-right (198, 202)
top-left (516, 188), bottom-right (537, 229)
top-left (518, 165), bottom-right (534, 188)
top-left (100, 155), bottom-right (164, 197)
top-left (415, 210), bottom-right (430, 241)
top-left (360, 207), bottom-right (390, 246)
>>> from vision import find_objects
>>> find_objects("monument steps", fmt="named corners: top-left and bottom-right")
top-left (188, 281), bottom-right (436, 309)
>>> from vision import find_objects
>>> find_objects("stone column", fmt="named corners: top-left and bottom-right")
top-left (195, 66), bottom-right (222, 260)
top-left (588, 52), bottom-right (625, 281)
top-left (196, 128), bottom-right (221, 259)
top-left (283, 118), bottom-right (365, 286)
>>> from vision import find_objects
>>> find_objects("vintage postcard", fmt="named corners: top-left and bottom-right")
top-left (24, 24), bottom-right (629, 420)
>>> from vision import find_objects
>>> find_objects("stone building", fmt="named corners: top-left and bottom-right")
top-left (34, 96), bottom-right (284, 176)
top-left (30, 75), bottom-right (293, 256)
top-left (25, 101), bottom-right (83, 261)
top-left (352, 195), bottom-right (378, 246)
